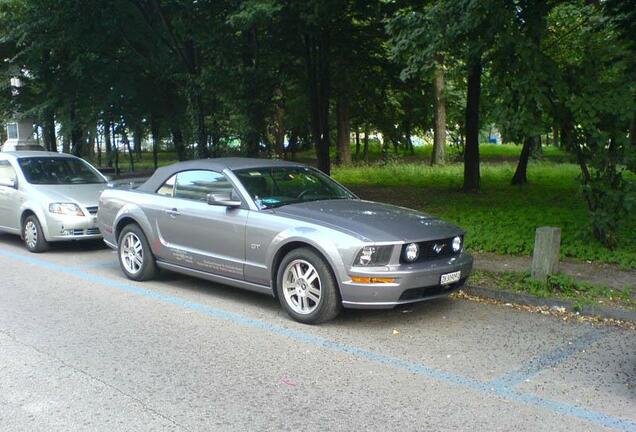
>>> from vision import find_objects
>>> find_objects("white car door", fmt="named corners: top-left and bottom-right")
top-left (0, 160), bottom-right (20, 231)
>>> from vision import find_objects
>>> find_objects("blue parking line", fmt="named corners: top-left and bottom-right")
top-left (0, 248), bottom-right (634, 432)
top-left (74, 259), bottom-right (120, 269)
top-left (489, 329), bottom-right (609, 389)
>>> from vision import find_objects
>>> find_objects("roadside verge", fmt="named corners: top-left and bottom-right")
top-left (463, 284), bottom-right (636, 323)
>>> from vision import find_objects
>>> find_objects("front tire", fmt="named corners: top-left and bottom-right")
top-left (23, 215), bottom-right (49, 253)
top-left (276, 248), bottom-right (342, 324)
top-left (118, 224), bottom-right (157, 281)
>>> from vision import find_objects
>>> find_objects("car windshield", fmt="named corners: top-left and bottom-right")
top-left (18, 157), bottom-right (105, 185)
top-left (234, 166), bottom-right (354, 209)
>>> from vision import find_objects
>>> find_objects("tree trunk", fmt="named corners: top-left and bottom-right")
top-left (69, 106), bottom-right (83, 157)
top-left (355, 130), bottom-right (360, 160)
top-left (404, 121), bottom-right (414, 155)
top-left (463, 56), bottom-right (482, 193)
top-left (104, 118), bottom-right (113, 167)
top-left (171, 127), bottom-right (187, 161)
top-left (432, 54), bottom-right (446, 165)
top-left (363, 128), bottom-right (370, 163)
top-left (210, 120), bottom-right (221, 158)
top-left (336, 96), bottom-right (351, 165)
top-left (122, 129), bottom-right (135, 172)
top-left (151, 118), bottom-right (159, 170)
top-left (85, 127), bottom-right (96, 159)
top-left (112, 122), bottom-right (120, 176)
top-left (62, 135), bottom-right (70, 154)
top-left (133, 124), bottom-right (143, 158)
top-left (96, 131), bottom-right (102, 167)
top-left (511, 136), bottom-right (535, 185)
top-left (288, 131), bottom-right (299, 161)
top-left (195, 92), bottom-right (209, 159)
top-left (42, 110), bottom-right (57, 152)
top-left (305, 32), bottom-right (331, 175)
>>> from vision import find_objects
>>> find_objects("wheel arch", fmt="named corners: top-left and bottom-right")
top-left (114, 216), bottom-right (143, 243)
top-left (270, 240), bottom-right (342, 300)
top-left (19, 208), bottom-right (47, 240)
top-left (111, 204), bottom-right (154, 248)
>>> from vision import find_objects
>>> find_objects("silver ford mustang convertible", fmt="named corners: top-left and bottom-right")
top-left (98, 158), bottom-right (473, 323)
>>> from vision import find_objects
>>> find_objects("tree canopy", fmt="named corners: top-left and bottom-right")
top-left (0, 0), bottom-right (633, 245)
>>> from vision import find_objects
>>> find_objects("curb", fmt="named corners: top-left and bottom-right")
top-left (464, 284), bottom-right (636, 323)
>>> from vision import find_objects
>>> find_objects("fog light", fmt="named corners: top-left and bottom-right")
top-left (405, 243), bottom-right (419, 262)
top-left (60, 228), bottom-right (74, 236)
top-left (452, 236), bottom-right (462, 252)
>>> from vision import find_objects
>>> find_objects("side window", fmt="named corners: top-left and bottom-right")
top-left (0, 160), bottom-right (17, 182)
top-left (174, 170), bottom-right (234, 202)
top-left (157, 174), bottom-right (176, 196)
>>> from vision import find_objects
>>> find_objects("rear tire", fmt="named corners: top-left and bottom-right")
top-left (276, 247), bottom-right (342, 324)
top-left (118, 224), bottom-right (157, 281)
top-left (23, 215), bottom-right (49, 253)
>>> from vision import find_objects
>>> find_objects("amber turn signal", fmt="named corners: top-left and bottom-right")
top-left (351, 276), bottom-right (396, 284)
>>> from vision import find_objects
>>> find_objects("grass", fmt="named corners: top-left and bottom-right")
top-left (470, 270), bottom-right (635, 311)
top-left (333, 161), bottom-right (636, 269)
top-left (296, 142), bottom-right (570, 164)
top-left (100, 145), bottom-right (635, 269)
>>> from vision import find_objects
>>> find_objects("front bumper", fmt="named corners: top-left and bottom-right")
top-left (340, 252), bottom-right (473, 309)
top-left (43, 212), bottom-right (102, 241)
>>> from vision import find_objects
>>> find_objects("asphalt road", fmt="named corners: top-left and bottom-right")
top-left (0, 233), bottom-right (634, 432)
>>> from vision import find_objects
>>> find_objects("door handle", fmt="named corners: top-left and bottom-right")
top-left (165, 208), bottom-right (181, 218)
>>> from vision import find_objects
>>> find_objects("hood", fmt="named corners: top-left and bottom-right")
top-left (273, 199), bottom-right (463, 242)
top-left (37, 184), bottom-right (107, 207)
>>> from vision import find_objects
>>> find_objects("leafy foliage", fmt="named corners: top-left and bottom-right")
top-left (335, 160), bottom-right (636, 268)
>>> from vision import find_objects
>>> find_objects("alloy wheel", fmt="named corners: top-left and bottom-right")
top-left (120, 232), bottom-right (144, 275)
top-left (282, 259), bottom-right (322, 314)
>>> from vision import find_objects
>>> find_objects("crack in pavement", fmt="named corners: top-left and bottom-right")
top-left (0, 329), bottom-right (194, 432)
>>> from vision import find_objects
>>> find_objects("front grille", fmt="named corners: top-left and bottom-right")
top-left (85, 206), bottom-right (99, 215)
top-left (400, 236), bottom-right (462, 263)
top-left (67, 228), bottom-right (101, 236)
top-left (398, 277), bottom-right (467, 301)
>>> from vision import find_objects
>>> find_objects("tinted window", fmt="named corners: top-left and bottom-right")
top-left (157, 174), bottom-right (176, 196)
top-left (173, 170), bottom-right (234, 202)
top-left (18, 157), bottom-right (105, 185)
top-left (0, 160), bottom-right (17, 183)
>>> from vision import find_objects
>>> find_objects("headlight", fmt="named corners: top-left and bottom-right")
top-left (354, 245), bottom-right (393, 266)
top-left (49, 203), bottom-right (85, 217)
top-left (452, 236), bottom-right (462, 252)
top-left (404, 243), bottom-right (419, 262)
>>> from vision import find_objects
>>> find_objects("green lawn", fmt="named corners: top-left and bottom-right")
top-left (296, 142), bottom-right (570, 164)
top-left (334, 162), bottom-right (636, 269)
top-left (104, 146), bottom-right (635, 269)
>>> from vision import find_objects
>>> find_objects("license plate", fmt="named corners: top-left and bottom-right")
top-left (440, 271), bottom-right (461, 285)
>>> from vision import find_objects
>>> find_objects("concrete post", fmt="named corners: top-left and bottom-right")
top-left (531, 227), bottom-right (561, 281)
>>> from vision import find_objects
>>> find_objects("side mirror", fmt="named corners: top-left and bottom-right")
top-left (207, 192), bottom-right (241, 208)
top-left (0, 178), bottom-right (16, 188)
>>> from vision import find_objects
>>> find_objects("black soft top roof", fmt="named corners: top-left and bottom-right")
top-left (136, 157), bottom-right (305, 193)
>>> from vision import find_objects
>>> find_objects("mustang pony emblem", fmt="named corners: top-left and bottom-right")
top-left (432, 243), bottom-right (446, 254)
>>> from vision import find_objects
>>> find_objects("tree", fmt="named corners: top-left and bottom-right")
top-left (389, 0), bottom-right (506, 192)
top-left (432, 55), bottom-right (446, 165)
